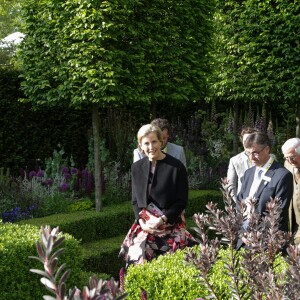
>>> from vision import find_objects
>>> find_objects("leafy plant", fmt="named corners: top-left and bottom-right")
top-left (185, 178), bottom-right (296, 299)
top-left (30, 225), bottom-right (127, 300)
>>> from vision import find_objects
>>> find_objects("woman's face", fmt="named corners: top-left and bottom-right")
top-left (140, 132), bottom-right (162, 161)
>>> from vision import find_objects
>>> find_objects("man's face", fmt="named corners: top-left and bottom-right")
top-left (244, 143), bottom-right (270, 167)
top-left (161, 129), bottom-right (169, 149)
top-left (283, 148), bottom-right (300, 168)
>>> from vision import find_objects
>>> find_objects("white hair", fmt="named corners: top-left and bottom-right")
top-left (281, 138), bottom-right (300, 155)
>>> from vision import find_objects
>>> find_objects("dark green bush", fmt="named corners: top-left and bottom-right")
top-left (68, 198), bottom-right (94, 212)
top-left (19, 201), bottom-right (134, 243)
top-left (125, 247), bottom-right (205, 300)
top-left (186, 189), bottom-right (223, 217)
top-left (124, 246), bottom-right (287, 300)
top-left (0, 221), bottom-right (85, 300)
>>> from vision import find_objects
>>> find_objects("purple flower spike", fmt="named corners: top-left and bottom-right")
top-left (36, 170), bottom-right (44, 178)
top-left (64, 173), bottom-right (71, 180)
top-left (46, 179), bottom-right (53, 186)
top-left (29, 171), bottom-right (37, 178)
top-left (60, 182), bottom-right (70, 192)
top-left (71, 167), bottom-right (78, 175)
top-left (62, 166), bottom-right (69, 174)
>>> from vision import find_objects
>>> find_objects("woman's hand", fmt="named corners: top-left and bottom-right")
top-left (139, 217), bottom-right (164, 234)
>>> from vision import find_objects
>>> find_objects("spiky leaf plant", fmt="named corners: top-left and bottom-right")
top-left (29, 225), bottom-right (127, 300)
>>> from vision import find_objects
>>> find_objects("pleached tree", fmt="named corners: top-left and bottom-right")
top-left (18, 0), bottom-right (215, 210)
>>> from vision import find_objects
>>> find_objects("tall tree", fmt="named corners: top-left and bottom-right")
top-left (210, 0), bottom-right (300, 144)
top-left (18, 0), bottom-right (215, 210)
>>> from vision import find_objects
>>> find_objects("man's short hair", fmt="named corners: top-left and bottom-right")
top-left (240, 127), bottom-right (259, 140)
top-left (150, 118), bottom-right (170, 133)
top-left (281, 138), bottom-right (300, 155)
top-left (243, 132), bottom-right (271, 149)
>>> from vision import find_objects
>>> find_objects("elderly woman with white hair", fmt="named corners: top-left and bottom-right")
top-left (119, 124), bottom-right (197, 267)
top-left (282, 137), bottom-right (300, 244)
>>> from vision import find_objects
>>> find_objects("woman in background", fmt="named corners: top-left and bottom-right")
top-left (119, 124), bottom-right (196, 267)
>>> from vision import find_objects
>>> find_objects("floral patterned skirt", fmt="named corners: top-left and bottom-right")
top-left (118, 213), bottom-right (198, 268)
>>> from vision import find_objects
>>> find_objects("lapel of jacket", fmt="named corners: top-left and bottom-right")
top-left (136, 158), bottom-right (150, 206)
top-left (254, 162), bottom-right (276, 199)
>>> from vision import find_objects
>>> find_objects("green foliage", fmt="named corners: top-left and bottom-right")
top-left (68, 198), bottom-right (94, 212)
top-left (36, 192), bottom-right (71, 217)
top-left (0, 222), bottom-right (85, 300)
top-left (103, 162), bottom-right (131, 205)
top-left (18, 0), bottom-right (215, 108)
top-left (19, 202), bottom-right (134, 243)
top-left (125, 245), bottom-right (288, 300)
top-left (125, 249), bottom-right (206, 300)
top-left (211, 0), bottom-right (300, 114)
top-left (186, 190), bottom-right (223, 217)
top-left (29, 226), bottom-right (126, 300)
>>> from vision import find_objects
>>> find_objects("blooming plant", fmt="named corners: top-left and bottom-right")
top-left (1, 147), bottom-right (94, 222)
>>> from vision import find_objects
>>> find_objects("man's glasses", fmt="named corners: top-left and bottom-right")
top-left (245, 147), bottom-right (266, 158)
top-left (284, 156), bottom-right (297, 162)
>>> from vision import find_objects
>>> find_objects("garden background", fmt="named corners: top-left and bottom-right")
top-left (1, 0), bottom-right (300, 299)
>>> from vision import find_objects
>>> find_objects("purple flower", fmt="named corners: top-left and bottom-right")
top-left (29, 171), bottom-right (36, 178)
top-left (62, 166), bottom-right (69, 174)
top-left (64, 173), bottom-right (71, 180)
top-left (71, 167), bottom-right (78, 175)
top-left (60, 182), bottom-right (70, 192)
top-left (45, 179), bottom-right (53, 186)
top-left (36, 170), bottom-right (44, 178)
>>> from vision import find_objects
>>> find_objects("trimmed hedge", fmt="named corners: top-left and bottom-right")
top-left (124, 246), bottom-right (288, 300)
top-left (186, 189), bottom-right (223, 217)
top-left (19, 190), bottom-right (223, 243)
top-left (19, 201), bottom-right (134, 243)
top-left (17, 190), bottom-right (223, 278)
top-left (0, 222), bottom-right (85, 300)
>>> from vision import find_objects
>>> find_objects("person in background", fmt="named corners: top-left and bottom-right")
top-left (281, 137), bottom-right (300, 244)
top-left (119, 124), bottom-right (196, 267)
top-left (226, 127), bottom-right (258, 201)
top-left (237, 132), bottom-right (293, 249)
top-left (133, 118), bottom-right (186, 167)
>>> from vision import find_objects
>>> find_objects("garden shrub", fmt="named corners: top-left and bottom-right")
top-left (68, 197), bottom-right (94, 212)
top-left (124, 247), bottom-right (206, 300)
top-left (186, 189), bottom-right (223, 217)
top-left (124, 246), bottom-right (287, 300)
top-left (0, 221), bottom-right (85, 300)
top-left (19, 201), bottom-right (134, 243)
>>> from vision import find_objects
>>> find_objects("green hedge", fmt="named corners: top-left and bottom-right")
top-left (0, 222), bottom-right (85, 300)
top-left (19, 201), bottom-right (134, 243)
top-left (19, 190), bottom-right (222, 244)
top-left (186, 189), bottom-right (223, 217)
top-left (124, 246), bottom-right (287, 300)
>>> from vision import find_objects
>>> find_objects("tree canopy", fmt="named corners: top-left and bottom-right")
top-left (18, 0), bottom-right (215, 108)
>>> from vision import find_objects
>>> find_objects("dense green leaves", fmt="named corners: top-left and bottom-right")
top-left (18, 0), bottom-right (215, 108)
top-left (212, 0), bottom-right (300, 107)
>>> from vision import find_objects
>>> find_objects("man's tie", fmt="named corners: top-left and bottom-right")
top-left (258, 169), bottom-right (263, 180)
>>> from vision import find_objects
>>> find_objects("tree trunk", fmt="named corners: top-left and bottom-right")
top-left (92, 103), bottom-right (102, 211)
top-left (296, 101), bottom-right (300, 138)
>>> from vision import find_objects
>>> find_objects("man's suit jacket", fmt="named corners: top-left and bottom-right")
top-left (131, 154), bottom-right (188, 224)
top-left (133, 142), bottom-right (186, 167)
top-left (227, 151), bottom-right (250, 201)
top-left (284, 161), bottom-right (300, 236)
top-left (237, 160), bottom-right (293, 233)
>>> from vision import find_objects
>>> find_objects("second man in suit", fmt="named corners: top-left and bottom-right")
top-left (237, 132), bottom-right (293, 248)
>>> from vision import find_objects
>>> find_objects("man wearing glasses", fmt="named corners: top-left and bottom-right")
top-left (282, 138), bottom-right (300, 244)
top-left (237, 132), bottom-right (293, 248)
